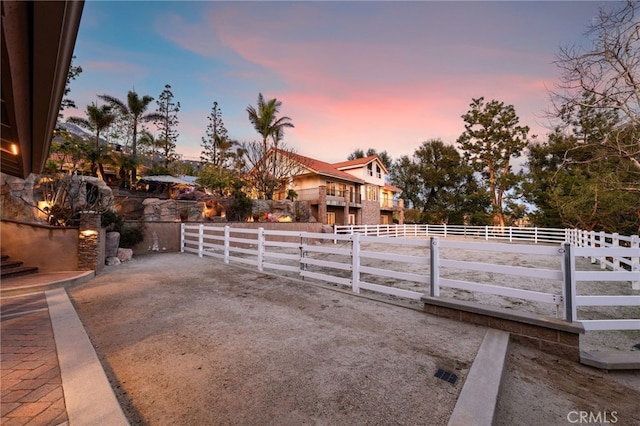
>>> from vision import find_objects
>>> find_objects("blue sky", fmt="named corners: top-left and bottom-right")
top-left (65, 1), bottom-right (614, 163)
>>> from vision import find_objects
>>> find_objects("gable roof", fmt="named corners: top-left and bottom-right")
top-left (273, 149), bottom-right (365, 184)
top-left (384, 182), bottom-right (402, 194)
top-left (333, 155), bottom-right (389, 175)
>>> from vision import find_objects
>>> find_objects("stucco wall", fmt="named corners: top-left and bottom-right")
top-left (131, 221), bottom-right (328, 255)
top-left (127, 221), bottom-right (182, 255)
top-left (1, 220), bottom-right (79, 272)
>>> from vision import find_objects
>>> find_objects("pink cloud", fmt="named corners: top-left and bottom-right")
top-left (158, 2), bottom-right (565, 163)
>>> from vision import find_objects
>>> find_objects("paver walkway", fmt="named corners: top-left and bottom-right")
top-left (1, 292), bottom-right (68, 425)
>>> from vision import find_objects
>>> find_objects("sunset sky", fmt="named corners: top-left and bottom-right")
top-left (65, 1), bottom-right (614, 164)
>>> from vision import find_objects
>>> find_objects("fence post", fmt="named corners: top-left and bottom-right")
top-left (485, 225), bottom-right (489, 241)
top-left (430, 237), bottom-right (440, 297)
top-left (632, 235), bottom-right (640, 290)
top-left (561, 243), bottom-right (576, 322)
top-left (198, 224), bottom-right (204, 257)
top-left (180, 223), bottom-right (185, 252)
top-left (257, 227), bottom-right (264, 272)
top-left (443, 224), bottom-right (447, 239)
top-left (223, 225), bottom-right (230, 264)
top-left (589, 231), bottom-right (596, 264)
top-left (299, 233), bottom-right (308, 278)
top-left (612, 233), bottom-right (620, 270)
top-left (534, 227), bottom-right (538, 244)
top-left (352, 233), bottom-right (361, 294)
top-left (599, 231), bottom-right (606, 269)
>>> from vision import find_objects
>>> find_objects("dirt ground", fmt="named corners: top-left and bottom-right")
top-left (69, 253), bottom-right (640, 426)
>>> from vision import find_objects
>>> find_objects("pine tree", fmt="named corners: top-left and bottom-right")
top-left (200, 101), bottom-right (234, 170)
top-left (155, 84), bottom-right (180, 167)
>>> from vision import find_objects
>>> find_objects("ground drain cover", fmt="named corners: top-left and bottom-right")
top-left (434, 368), bottom-right (458, 385)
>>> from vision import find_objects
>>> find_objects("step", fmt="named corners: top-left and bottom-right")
top-left (2, 259), bottom-right (24, 269)
top-left (1, 265), bottom-right (39, 278)
top-left (581, 350), bottom-right (640, 370)
top-left (448, 329), bottom-right (511, 426)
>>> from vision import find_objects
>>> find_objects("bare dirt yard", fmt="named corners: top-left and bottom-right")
top-left (69, 252), bottom-right (640, 425)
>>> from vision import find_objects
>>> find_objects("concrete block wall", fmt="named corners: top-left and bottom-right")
top-left (422, 297), bottom-right (583, 361)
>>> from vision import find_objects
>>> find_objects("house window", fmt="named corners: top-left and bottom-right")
top-left (338, 183), bottom-right (346, 198)
top-left (326, 181), bottom-right (336, 196)
top-left (327, 212), bottom-right (336, 225)
top-left (376, 164), bottom-right (382, 179)
top-left (366, 185), bottom-right (378, 201)
top-left (348, 214), bottom-right (356, 225)
top-left (367, 163), bottom-right (373, 176)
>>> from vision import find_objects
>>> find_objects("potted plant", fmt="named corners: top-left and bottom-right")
top-left (179, 204), bottom-right (198, 222)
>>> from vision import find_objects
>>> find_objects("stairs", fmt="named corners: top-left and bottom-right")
top-left (1, 255), bottom-right (38, 278)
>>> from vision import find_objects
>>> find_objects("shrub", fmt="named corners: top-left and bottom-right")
top-left (119, 224), bottom-right (145, 248)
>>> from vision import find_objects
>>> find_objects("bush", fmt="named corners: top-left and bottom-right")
top-left (119, 225), bottom-right (145, 248)
top-left (101, 211), bottom-right (144, 248)
top-left (101, 210), bottom-right (123, 231)
top-left (226, 191), bottom-right (253, 222)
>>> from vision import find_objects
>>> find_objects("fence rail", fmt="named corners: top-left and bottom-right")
top-left (335, 224), bottom-right (569, 244)
top-left (182, 224), bottom-right (640, 333)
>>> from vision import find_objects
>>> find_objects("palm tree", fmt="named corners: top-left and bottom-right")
top-left (81, 145), bottom-right (112, 181)
top-left (67, 103), bottom-right (115, 150)
top-left (99, 91), bottom-right (162, 181)
top-left (246, 93), bottom-right (294, 199)
top-left (67, 103), bottom-right (116, 180)
top-left (246, 93), bottom-right (294, 155)
top-left (138, 129), bottom-right (159, 165)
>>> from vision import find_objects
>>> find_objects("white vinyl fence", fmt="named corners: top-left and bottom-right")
top-left (182, 224), bottom-right (640, 332)
top-left (335, 224), bottom-right (568, 244)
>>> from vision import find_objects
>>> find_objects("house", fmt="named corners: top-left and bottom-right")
top-left (268, 150), bottom-right (404, 226)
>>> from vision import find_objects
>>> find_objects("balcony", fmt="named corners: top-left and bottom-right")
top-left (293, 188), bottom-right (362, 206)
top-left (380, 199), bottom-right (399, 210)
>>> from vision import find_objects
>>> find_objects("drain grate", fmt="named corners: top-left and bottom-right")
top-left (434, 368), bottom-right (458, 385)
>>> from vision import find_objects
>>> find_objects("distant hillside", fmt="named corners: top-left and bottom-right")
top-left (55, 121), bottom-right (109, 147)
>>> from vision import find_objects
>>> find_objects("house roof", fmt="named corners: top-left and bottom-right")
top-left (1, 0), bottom-right (85, 179)
top-left (333, 155), bottom-right (389, 175)
top-left (263, 149), bottom-right (402, 194)
top-left (274, 149), bottom-right (365, 184)
top-left (384, 183), bottom-right (402, 194)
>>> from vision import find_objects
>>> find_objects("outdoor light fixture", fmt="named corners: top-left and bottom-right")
top-left (37, 201), bottom-right (52, 219)
top-left (80, 229), bottom-right (98, 237)
top-left (0, 140), bottom-right (19, 156)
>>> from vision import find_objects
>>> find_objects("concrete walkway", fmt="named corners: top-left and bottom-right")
top-left (1, 272), bottom-right (128, 425)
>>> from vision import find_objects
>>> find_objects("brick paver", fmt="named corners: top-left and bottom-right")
top-left (1, 293), bottom-right (68, 425)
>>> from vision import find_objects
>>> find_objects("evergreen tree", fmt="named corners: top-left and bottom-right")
top-left (457, 97), bottom-right (530, 228)
top-left (388, 139), bottom-right (487, 224)
top-left (524, 96), bottom-right (639, 234)
top-left (154, 84), bottom-right (180, 167)
top-left (200, 101), bottom-right (235, 170)
top-left (347, 148), bottom-right (393, 171)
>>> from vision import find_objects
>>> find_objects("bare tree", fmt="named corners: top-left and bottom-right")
top-left (242, 143), bottom-right (307, 200)
top-left (552, 0), bottom-right (640, 170)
